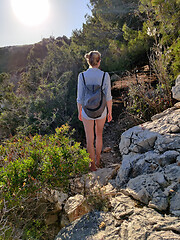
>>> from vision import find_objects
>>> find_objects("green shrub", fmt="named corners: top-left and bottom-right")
top-left (1, 124), bottom-right (90, 191)
top-left (0, 124), bottom-right (90, 239)
top-left (127, 79), bottom-right (173, 121)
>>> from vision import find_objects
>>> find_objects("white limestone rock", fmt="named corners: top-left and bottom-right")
top-left (42, 189), bottom-right (68, 211)
top-left (116, 106), bottom-right (180, 214)
top-left (117, 163), bottom-right (180, 214)
top-left (64, 194), bottom-right (90, 223)
top-left (55, 193), bottom-right (180, 240)
top-left (157, 150), bottom-right (179, 167)
top-left (172, 75), bottom-right (180, 101)
top-left (175, 102), bottom-right (180, 109)
top-left (164, 164), bottom-right (180, 182)
top-left (119, 126), bottom-right (158, 155)
top-left (70, 167), bottom-right (117, 195)
top-left (154, 134), bottom-right (180, 153)
top-left (116, 152), bottom-right (162, 187)
top-left (124, 174), bottom-right (167, 209)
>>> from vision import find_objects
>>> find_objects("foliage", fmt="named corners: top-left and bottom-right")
top-left (139, 0), bottom-right (180, 79)
top-left (0, 1), bottom-right (179, 238)
top-left (169, 37), bottom-right (180, 77)
top-left (126, 0), bottom-right (180, 120)
top-left (71, 0), bottom-right (145, 72)
top-left (104, 21), bottom-right (154, 71)
top-left (0, 124), bottom-right (90, 192)
top-left (86, 186), bottom-right (111, 212)
top-left (0, 45), bottom-right (32, 72)
top-left (127, 78), bottom-right (172, 120)
top-left (0, 124), bottom-right (90, 239)
top-left (0, 0), bottom-right (179, 130)
top-left (0, 73), bottom-right (28, 137)
top-left (0, 39), bottom-right (80, 137)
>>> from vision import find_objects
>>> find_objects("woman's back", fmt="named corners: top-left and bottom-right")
top-left (77, 68), bottom-right (112, 103)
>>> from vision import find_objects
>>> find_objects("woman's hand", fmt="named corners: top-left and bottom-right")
top-left (107, 112), bottom-right (112, 122)
top-left (77, 103), bottom-right (82, 121)
top-left (78, 110), bottom-right (82, 121)
top-left (106, 100), bottom-right (112, 122)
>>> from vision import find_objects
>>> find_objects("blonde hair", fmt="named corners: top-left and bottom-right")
top-left (84, 51), bottom-right (101, 67)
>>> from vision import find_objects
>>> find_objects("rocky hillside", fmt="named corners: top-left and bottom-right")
top-left (52, 76), bottom-right (180, 239)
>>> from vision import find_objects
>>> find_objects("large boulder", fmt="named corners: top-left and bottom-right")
top-left (119, 126), bottom-right (159, 155)
top-left (116, 105), bottom-right (180, 215)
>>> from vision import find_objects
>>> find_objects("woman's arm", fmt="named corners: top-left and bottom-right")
top-left (107, 99), bottom-right (112, 122)
top-left (104, 73), bottom-right (112, 122)
top-left (77, 103), bottom-right (82, 121)
top-left (77, 73), bottom-right (84, 121)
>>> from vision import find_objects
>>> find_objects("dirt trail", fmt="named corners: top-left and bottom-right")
top-left (76, 66), bottom-right (156, 169)
top-left (101, 105), bottom-right (142, 168)
top-left (101, 66), bottom-right (155, 168)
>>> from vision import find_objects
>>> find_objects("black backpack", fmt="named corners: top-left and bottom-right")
top-left (82, 72), bottom-right (106, 118)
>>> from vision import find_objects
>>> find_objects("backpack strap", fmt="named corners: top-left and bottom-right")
top-left (101, 72), bottom-right (106, 89)
top-left (82, 72), bottom-right (106, 88)
top-left (82, 73), bottom-right (86, 86)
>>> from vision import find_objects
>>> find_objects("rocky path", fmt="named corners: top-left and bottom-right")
top-left (101, 95), bottom-right (143, 169)
top-left (55, 104), bottom-right (180, 240)
top-left (101, 111), bottom-right (139, 168)
top-left (100, 66), bottom-right (153, 168)
top-left (56, 191), bottom-right (180, 240)
top-left (78, 65), bottom-right (154, 169)
top-left (55, 74), bottom-right (180, 240)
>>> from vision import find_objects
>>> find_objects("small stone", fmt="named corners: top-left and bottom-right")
top-left (103, 147), bottom-right (112, 153)
top-left (174, 102), bottom-right (180, 109)
top-left (64, 194), bottom-right (90, 222)
top-left (42, 189), bottom-right (68, 211)
top-left (169, 125), bottom-right (180, 133)
top-left (99, 221), bottom-right (106, 229)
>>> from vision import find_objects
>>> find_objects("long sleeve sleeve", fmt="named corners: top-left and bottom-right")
top-left (104, 72), bottom-right (112, 101)
top-left (77, 73), bottom-right (84, 105)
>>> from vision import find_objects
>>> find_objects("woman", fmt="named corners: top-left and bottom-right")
top-left (77, 51), bottom-right (112, 171)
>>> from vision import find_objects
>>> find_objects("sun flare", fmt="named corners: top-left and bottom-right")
top-left (11, 0), bottom-right (50, 26)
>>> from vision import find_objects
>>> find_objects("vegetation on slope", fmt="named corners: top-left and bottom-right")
top-left (0, 124), bottom-right (90, 239)
top-left (0, 0), bottom-right (180, 238)
top-left (0, 0), bottom-right (179, 138)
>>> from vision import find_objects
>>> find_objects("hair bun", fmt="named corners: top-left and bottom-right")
top-left (84, 51), bottom-right (101, 67)
top-left (85, 53), bottom-right (90, 60)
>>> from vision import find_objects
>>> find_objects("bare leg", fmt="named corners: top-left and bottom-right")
top-left (82, 117), bottom-right (96, 171)
top-left (95, 117), bottom-right (106, 167)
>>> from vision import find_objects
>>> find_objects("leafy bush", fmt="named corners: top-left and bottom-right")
top-left (125, 0), bottom-right (180, 120)
top-left (0, 124), bottom-right (90, 239)
top-left (127, 79), bottom-right (172, 121)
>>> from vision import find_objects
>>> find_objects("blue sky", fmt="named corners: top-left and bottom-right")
top-left (0, 0), bottom-right (91, 47)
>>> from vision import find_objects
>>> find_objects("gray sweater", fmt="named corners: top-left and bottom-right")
top-left (77, 68), bottom-right (112, 105)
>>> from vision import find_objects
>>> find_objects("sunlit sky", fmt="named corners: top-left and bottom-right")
top-left (0, 0), bottom-right (91, 47)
